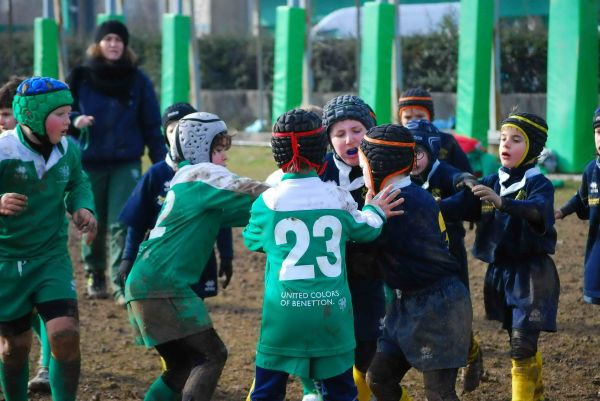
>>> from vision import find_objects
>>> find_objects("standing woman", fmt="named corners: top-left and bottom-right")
top-left (67, 20), bottom-right (166, 304)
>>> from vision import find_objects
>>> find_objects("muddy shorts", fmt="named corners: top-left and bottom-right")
top-left (484, 255), bottom-right (559, 332)
top-left (0, 253), bottom-right (76, 322)
top-left (378, 276), bottom-right (472, 371)
top-left (127, 296), bottom-right (212, 347)
top-left (256, 349), bottom-right (354, 381)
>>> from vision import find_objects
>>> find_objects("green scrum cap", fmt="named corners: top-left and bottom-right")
top-left (12, 77), bottom-right (73, 136)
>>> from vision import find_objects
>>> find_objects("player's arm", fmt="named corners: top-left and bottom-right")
top-left (242, 197), bottom-right (267, 253)
top-left (556, 172), bottom-right (589, 220)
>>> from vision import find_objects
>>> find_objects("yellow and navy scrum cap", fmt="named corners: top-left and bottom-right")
top-left (501, 112), bottom-right (548, 167)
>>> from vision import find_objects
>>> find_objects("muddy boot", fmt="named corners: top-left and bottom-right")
top-left (28, 367), bottom-right (50, 393)
top-left (86, 272), bottom-right (109, 299)
top-left (462, 337), bottom-right (484, 393)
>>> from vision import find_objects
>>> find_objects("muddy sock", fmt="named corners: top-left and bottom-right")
top-left (144, 376), bottom-right (180, 401)
top-left (0, 359), bottom-right (28, 401)
top-left (31, 315), bottom-right (51, 368)
top-left (49, 357), bottom-right (80, 401)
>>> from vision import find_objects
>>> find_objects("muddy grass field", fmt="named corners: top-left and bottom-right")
top-left (20, 180), bottom-right (600, 401)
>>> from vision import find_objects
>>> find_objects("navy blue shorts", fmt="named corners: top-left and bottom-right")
top-left (484, 255), bottom-right (559, 332)
top-left (378, 276), bottom-right (472, 371)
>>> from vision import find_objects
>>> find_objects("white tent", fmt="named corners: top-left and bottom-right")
top-left (311, 2), bottom-right (460, 38)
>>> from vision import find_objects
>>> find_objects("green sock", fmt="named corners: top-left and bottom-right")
top-left (301, 376), bottom-right (318, 395)
top-left (0, 358), bottom-right (28, 401)
top-left (144, 376), bottom-right (180, 401)
top-left (31, 314), bottom-right (51, 368)
top-left (49, 357), bottom-right (80, 401)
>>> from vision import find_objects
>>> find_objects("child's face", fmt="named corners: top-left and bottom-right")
top-left (595, 128), bottom-right (600, 155)
top-left (411, 145), bottom-right (430, 176)
top-left (358, 151), bottom-right (374, 192)
top-left (0, 107), bottom-right (16, 132)
top-left (329, 119), bottom-right (367, 166)
top-left (211, 144), bottom-right (228, 167)
top-left (399, 107), bottom-right (430, 126)
top-left (166, 121), bottom-right (178, 147)
top-left (45, 105), bottom-right (72, 144)
top-left (499, 126), bottom-right (527, 168)
top-left (99, 34), bottom-right (125, 61)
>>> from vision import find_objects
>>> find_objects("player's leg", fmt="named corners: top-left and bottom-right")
top-left (462, 332), bottom-right (484, 392)
top-left (179, 328), bottom-right (228, 401)
top-left (39, 300), bottom-right (80, 401)
top-left (107, 161), bottom-right (141, 305)
top-left (366, 351), bottom-right (412, 401)
top-left (300, 376), bottom-right (321, 401)
top-left (349, 277), bottom-right (386, 401)
top-left (353, 340), bottom-right (377, 401)
top-left (0, 314), bottom-right (33, 401)
top-left (148, 340), bottom-right (190, 401)
top-left (29, 313), bottom-right (51, 392)
top-left (510, 328), bottom-right (540, 401)
top-left (422, 368), bottom-right (460, 401)
top-left (250, 366), bottom-right (289, 401)
top-left (320, 368), bottom-right (356, 401)
top-left (82, 168), bottom-right (109, 299)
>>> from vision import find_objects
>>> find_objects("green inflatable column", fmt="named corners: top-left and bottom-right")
top-left (455, 0), bottom-right (493, 145)
top-left (96, 14), bottom-right (125, 24)
top-left (161, 14), bottom-right (191, 112)
top-left (359, 1), bottom-right (395, 124)
top-left (547, 0), bottom-right (598, 172)
top-left (34, 18), bottom-right (59, 78)
top-left (271, 5), bottom-right (305, 124)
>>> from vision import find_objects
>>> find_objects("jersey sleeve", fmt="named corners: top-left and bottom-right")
top-left (216, 228), bottom-right (234, 259)
top-left (560, 169), bottom-right (590, 220)
top-left (342, 188), bottom-right (386, 243)
top-left (242, 196), bottom-right (268, 253)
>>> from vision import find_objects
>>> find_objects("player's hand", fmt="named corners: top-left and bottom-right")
top-left (73, 208), bottom-right (97, 244)
top-left (0, 193), bottom-right (28, 216)
top-left (454, 172), bottom-right (479, 190)
top-left (117, 259), bottom-right (133, 289)
top-left (219, 258), bottom-right (233, 289)
top-left (74, 115), bottom-right (95, 129)
top-left (471, 184), bottom-right (502, 209)
top-left (366, 185), bottom-right (405, 219)
top-left (554, 209), bottom-right (564, 220)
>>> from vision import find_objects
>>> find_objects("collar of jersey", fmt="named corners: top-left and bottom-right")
top-left (16, 125), bottom-right (65, 156)
top-left (389, 175), bottom-right (413, 191)
top-left (281, 170), bottom-right (319, 181)
top-left (498, 166), bottom-right (541, 196)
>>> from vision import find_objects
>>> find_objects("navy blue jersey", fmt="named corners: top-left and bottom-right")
top-left (118, 159), bottom-right (233, 298)
top-left (379, 177), bottom-right (461, 292)
top-left (441, 167), bottom-right (557, 264)
top-left (439, 132), bottom-right (473, 174)
top-left (415, 160), bottom-right (469, 287)
top-left (560, 158), bottom-right (600, 304)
